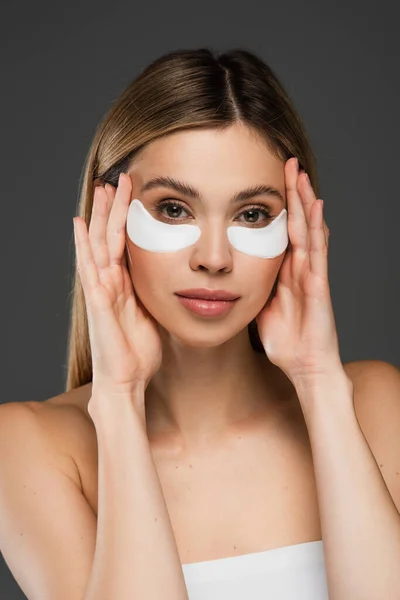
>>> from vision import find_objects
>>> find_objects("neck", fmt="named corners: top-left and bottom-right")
top-left (144, 327), bottom-right (289, 452)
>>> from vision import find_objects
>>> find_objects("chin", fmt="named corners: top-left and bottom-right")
top-left (157, 317), bottom-right (252, 350)
top-left (167, 333), bottom-right (237, 349)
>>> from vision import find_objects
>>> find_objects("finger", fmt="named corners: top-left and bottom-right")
top-left (106, 173), bottom-right (132, 267)
top-left (104, 181), bottom-right (134, 299)
top-left (88, 186), bottom-right (111, 270)
top-left (285, 158), bottom-right (308, 253)
top-left (73, 217), bottom-right (100, 293)
top-left (298, 172), bottom-right (330, 243)
top-left (121, 242), bottom-right (135, 296)
top-left (104, 182), bottom-right (116, 212)
top-left (297, 171), bottom-right (315, 226)
top-left (309, 199), bottom-right (328, 279)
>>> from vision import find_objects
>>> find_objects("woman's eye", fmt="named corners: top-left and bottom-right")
top-left (161, 203), bottom-right (189, 220)
top-left (237, 208), bottom-right (272, 225)
top-left (154, 200), bottom-right (273, 227)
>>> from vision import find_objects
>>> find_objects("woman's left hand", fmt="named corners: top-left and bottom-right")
top-left (256, 157), bottom-right (343, 388)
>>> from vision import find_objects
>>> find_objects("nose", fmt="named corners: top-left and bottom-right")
top-left (188, 220), bottom-right (234, 273)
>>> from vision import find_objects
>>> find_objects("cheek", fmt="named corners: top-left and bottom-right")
top-left (125, 242), bottom-right (176, 297)
top-left (237, 254), bottom-right (283, 300)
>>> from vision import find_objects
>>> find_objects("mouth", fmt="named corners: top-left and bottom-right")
top-left (175, 288), bottom-right (240, 301)
top-left (175, 294), bottom-right (239, 317)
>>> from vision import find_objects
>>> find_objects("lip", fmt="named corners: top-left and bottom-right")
top-left (176, 295), bottom-right (239, 317)
top-left (175, 288), bottom-right (240, 301)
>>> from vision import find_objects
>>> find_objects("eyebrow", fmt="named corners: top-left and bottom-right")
top-left (140, 176), bottom-right (285, 204)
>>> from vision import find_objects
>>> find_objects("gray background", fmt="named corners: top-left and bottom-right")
top-left (1, 0), bottom-right (399, 596)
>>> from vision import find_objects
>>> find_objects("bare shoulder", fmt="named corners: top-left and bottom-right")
top-left (342, 358), bottom-right (399, 380)
top-left (0, 390), bottom-right (99, 599)
top-left (342, 358), bottom-right (400, 433)
top-left (0, 382), bottom-right (96, 493)
top-left (38, 380), bottom-right (94, 417)
top-left (342, 359), bottom-right (400, 406)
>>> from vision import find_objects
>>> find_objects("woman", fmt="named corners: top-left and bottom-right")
top-left (1, 47), bottom-right (400, 600)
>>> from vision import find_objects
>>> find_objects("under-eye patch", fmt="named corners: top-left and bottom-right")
top-left (126, 199), bottom-right (288, 258)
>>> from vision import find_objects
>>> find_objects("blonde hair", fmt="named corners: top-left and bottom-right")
top-left (65, 47), bottom-right (320, 392)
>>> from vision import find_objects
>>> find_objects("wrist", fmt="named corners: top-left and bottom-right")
top-left (89, 381), bottom-right (147, 425)
top-left (289, 358), bottom-right (348, 391)
top-left (294, 368), bottom-right (354, 418)
top-left (291, 362), bottom-right (351, 395)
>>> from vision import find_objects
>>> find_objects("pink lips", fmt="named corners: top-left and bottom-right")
top-left (175, 290), bottom-right (240, 317)
top-left (175, 288), bottom-right (240, 301)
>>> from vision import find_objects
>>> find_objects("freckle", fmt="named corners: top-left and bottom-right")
top-left (379, 464), bottom-right (383, 468)
top-left (155, 517), bottom-right (158, 522)
top-left (234, 545), bottom-right (237, 549)
top-left (189, 464), bottom-right (192, 468)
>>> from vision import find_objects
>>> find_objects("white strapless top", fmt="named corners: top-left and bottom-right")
top-left (181, 540), bottom-right (329, 600)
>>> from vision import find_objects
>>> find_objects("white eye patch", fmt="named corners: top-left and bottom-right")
top-left (126, 199), bottom-right (288, 258)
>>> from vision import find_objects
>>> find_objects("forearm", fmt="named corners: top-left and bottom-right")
top-left (84, 384), bottom-right (189, 600)
top-left (297, 372), bottom-right (400, 600)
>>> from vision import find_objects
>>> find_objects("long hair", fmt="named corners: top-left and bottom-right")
top-left (65, 47), bottom-right (320, 392)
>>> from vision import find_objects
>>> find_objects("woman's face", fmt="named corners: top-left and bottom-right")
top-left (125, 123), bottom-right (288, 347)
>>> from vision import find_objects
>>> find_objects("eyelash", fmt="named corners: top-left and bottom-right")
top-left (153, 199), bottom-right (274, 226)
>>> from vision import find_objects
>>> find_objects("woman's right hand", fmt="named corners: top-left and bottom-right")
top-left (73, 172), bottom-right (163, 412)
